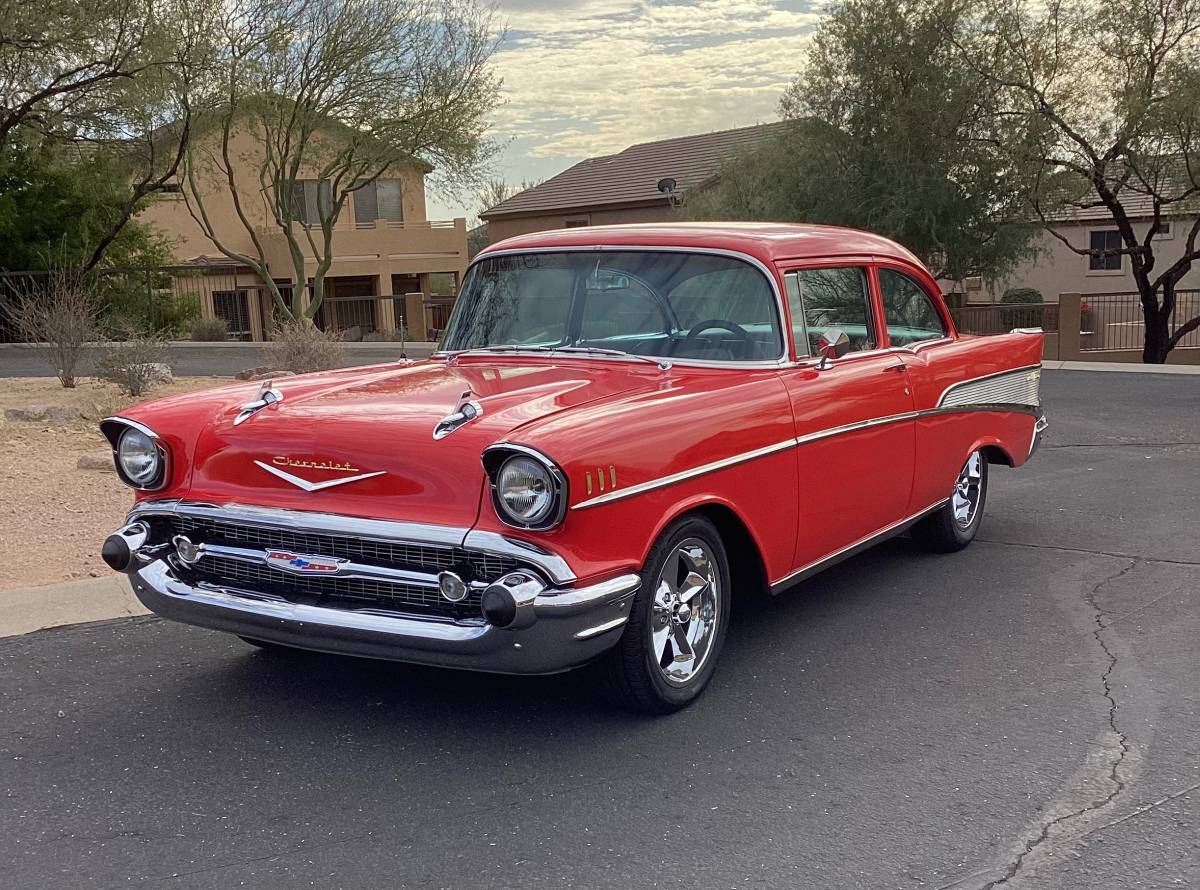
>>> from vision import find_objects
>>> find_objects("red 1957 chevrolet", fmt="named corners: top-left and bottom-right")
top-left (100, 224), bottom-right (1045, 712)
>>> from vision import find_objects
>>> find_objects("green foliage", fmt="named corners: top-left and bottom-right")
top-left (0, 132), bottom-right (167, 272)
top-left (686, 0), bottom-right (1037, 283)
top-left (998, 287), bottom-right (1045, 328)
top-left (1000, 288), bottom-right (1043, 305)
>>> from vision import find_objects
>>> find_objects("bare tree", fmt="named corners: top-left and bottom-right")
top-left (954, 0), bottom-right (1200, 363)
top-left (3, 267), bottom-right (100, 387)
top-left (181, 0), bottom-right (501, 323)
top-left (0, 0), bottom-right (152, 148)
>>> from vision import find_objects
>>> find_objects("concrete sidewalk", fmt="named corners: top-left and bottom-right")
top-left (1045, 359), bottom-right (1200, 374)
top-left (0, 576), bottom-right (147, 638)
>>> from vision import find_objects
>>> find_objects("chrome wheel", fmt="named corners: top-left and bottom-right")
top-left (650, 538), bottom-right (720, 685)
top-left (952, 451), bottom-right (984, 527)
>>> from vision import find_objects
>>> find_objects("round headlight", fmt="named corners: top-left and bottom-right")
top-left (496, 455), bottom-right (555, 526)
top-left (118, 427), bottom-right (161, 487)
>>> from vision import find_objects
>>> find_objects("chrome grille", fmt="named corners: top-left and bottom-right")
top-left (192, 554), bottom-right (479, 616)
top-left (163, 515), bottom-right (519, 581)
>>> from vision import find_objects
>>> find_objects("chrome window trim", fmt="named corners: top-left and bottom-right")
top-left (572, 402), bottom-right (1041, 511)
top-left (100, 416), bottom-right (171, 491)
top-left (438, 245), bottom-right (791, 369)
top-left (126, 500), bottom-right (578, 585)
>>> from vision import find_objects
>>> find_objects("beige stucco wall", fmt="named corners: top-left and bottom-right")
top-left (138, 125), bottom-right (463, 284)
top-left (980, 217), bottom-right (1200, 301)
top-left (484, 202), bottom-right (675, 244)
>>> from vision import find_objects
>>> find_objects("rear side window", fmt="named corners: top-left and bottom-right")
top-left (879, 268), bottom-right (947, 346)
top-left (785, 267), bottom-right (875, 357)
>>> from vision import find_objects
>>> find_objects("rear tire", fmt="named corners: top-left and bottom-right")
top-left (591, 515), bottom-right (730, 714)
top-left (912, 450), bottom-right (988, 553)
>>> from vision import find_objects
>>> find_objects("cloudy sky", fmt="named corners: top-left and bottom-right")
top-left (427, 0), bottom-right (826, 219)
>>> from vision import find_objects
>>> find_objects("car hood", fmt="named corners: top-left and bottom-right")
top-left (183, 358), bottom-right (658, 527)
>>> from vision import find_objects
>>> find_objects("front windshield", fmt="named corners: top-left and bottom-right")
top-left (440, 250), bottom-right (783, 363)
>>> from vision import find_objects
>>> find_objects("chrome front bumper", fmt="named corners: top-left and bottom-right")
top-left (127, 558), bottom-right (640, 674)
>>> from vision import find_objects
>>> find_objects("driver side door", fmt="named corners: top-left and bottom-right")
top-left (775, 262), bottom-right (917, 586)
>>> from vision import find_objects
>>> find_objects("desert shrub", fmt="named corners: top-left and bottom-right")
top-left (267, 321), bottom-right (344, 373)
top-left (361, 325), bottom-right (410, 343)
top-left (2, 267), bottom-right (99, 388)
top-left (94, 333), bottom-right (170, 397)
top-left (191, 316), bottom-right (229, 341)
top-left (1000, 287), bottom-right (1045, 328)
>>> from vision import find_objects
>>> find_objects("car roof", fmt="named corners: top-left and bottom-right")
top-left (480, 222), bottom-right (925, 269)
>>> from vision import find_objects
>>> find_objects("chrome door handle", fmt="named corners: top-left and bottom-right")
top-left (883, 363), bottom-right (908, 373)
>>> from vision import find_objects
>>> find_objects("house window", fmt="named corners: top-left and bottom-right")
top-left (1088, 230), bottom-right (1122, 271)
top-left (564, 218), bottom-right (589, 228)
top-left (1152, 221), bottom-right (1172, 240)
top-left (353, 179), bottom-right (403, 225)
top-left (290, 180), bottom-right (332, 227)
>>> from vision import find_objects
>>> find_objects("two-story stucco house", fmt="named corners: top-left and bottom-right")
top-left (140, 126), bottom-right (468, 341)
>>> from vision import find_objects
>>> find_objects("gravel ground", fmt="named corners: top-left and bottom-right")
top-left (0, 377), bottom-right (227, 590)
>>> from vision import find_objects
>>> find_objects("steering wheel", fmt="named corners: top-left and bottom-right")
top-left (683, 318), bottom-right (749, 346)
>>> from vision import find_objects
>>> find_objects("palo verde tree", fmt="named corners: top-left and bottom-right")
top-left (181, 0), bottom-right (501, 324)
top-left (952, 0), bottom-right (1200, 363)
top-left (686, 0), bottom-right (1037, 284)
top-left (1, 0), bottom-right (207, 270)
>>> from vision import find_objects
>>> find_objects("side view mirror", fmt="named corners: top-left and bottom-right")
top-left (816, 327), bottom-right (850, 369)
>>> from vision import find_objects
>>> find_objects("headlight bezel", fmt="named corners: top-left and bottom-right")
top-left (100, 417), bottom-right (170, 491)
top-left (482, 444), bottom-right (568, 530)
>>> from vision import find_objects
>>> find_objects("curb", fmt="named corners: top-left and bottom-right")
top-left (1043, 360), bottom-right (1200, 375)
top-left (0, 576), bottom-right (148, 638)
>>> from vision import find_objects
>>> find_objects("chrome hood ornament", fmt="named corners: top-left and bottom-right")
top-left (234, 380), bottom-right (284, 426)
top-left (433, 389), bottom-right (484, 440)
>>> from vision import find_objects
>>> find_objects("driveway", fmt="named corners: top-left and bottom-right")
top-left (1, 370), bottom-right (1196, 889)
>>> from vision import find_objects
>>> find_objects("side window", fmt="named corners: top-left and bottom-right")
top-left (879, 268), bottom-right (947, 346)
top-left (785, 267), bottom-right (875, 357)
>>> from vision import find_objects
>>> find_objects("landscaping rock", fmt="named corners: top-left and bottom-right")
top-left (76, 453), bottom-right (114, 471)
top-left (4, 405), bottom-right (84, 426)
top-left (139, 363), bottom-right (173, 386)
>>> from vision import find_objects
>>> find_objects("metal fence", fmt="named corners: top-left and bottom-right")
top-left (950, 303), bottom-right (1060, 335)
top-left (1077, 291), bottom-right (1200, 352)
top-left (0, 264), bottom-right (249, 342)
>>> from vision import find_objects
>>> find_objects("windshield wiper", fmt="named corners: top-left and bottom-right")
top-left (445, 344), bottom-right (670, 369)
top-left (552, 346), bottom-right (672, 369)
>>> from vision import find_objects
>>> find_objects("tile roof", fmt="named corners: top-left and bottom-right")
top-left (481, 122), bottom-right (789, 218)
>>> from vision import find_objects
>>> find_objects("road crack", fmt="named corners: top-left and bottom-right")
top-left (977, 558), bottom-right (1139, 889)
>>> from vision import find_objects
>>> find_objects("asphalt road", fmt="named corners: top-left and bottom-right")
top-left (2, 371), bottom-right (1197, 890)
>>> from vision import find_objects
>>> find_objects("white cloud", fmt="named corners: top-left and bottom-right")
top-left (492, 0), bottom-right (821, 160)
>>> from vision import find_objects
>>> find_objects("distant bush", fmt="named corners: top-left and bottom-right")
top-left (190, 316), bottom-right (229, 341)
top-left (1000, 287), bottom-right (1043, 304)
top-left (1000, 288), bottom-right (1045, 328)
top-left (94, 333), bottom-right (170, 397)
top-left (267, 321), bottom-right (343, 374)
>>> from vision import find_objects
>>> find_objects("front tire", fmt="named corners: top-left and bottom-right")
top-left (911, 450), bottom-right (988, 552)
top-left (592, 515), bottom-right (730, 714)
